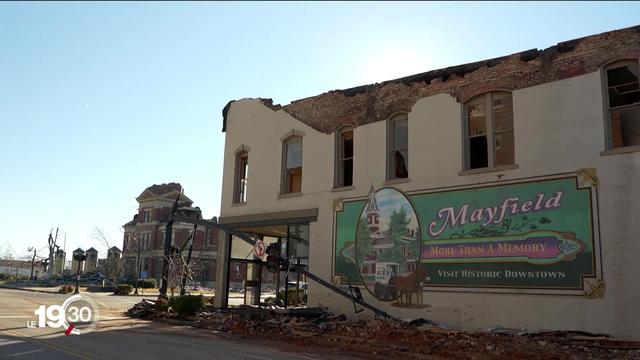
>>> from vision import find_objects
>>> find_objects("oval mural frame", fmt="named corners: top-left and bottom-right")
top-left (354, 187), bottom-right (423, 302)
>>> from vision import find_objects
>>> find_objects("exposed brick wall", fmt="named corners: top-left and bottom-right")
top-left (233, 25), bottom-right (640, 135)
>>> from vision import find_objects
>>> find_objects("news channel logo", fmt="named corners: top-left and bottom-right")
top-left (29, 294), bottom-right (100, 335)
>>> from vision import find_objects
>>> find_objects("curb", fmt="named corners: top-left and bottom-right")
top-left (0, 284), bottom-right (61, 294)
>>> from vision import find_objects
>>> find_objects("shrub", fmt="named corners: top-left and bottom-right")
top-left (114, 284), bottom-right (133, 295)
top-left (139, 279), bottom-right (157, 288)
top-left (278, 288), bottom-right (307, 305)
top-left (87, 285), bottom-right (115, 293)
top-left (168, 295), bottom-right (204, 317)
top-left (59, 285), bottom-right (75, 293)
top-left (122, 279), bottom-right (157, 289)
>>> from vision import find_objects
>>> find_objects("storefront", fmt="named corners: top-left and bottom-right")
top-left (217, 211), bottom-right (314, 308)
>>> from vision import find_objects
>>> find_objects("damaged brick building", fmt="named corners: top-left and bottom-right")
top-left (215, 25), bottom-right (640, 337)
top-left (122, 183), bottom-right (219, 287)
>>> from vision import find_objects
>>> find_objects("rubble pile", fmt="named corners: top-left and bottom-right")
top-left (126, 299), bottom-right (157, 318)
top-left (126, 302), bottom-right (640, 359)
top-left (192, 310), bottom-right (640, 359)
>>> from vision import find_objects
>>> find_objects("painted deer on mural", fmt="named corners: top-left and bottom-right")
top-left (389, 266), bottom-right (429, 306)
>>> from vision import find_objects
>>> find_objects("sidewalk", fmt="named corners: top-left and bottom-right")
top-left (0, 283), bottom-right (62, 293)
top-left (0, 282), bottom-right (214, 298)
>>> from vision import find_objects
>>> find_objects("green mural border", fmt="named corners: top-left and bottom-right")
top-left (332, 170), bottom-right (603, 296)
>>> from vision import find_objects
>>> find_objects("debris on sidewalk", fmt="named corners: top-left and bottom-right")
top-left (126, 299), bottom-right (156, 318)
top-left (126, 301), bottom-right (640, 359)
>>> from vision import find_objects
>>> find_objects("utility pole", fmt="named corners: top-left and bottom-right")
top-left (29, 247), bottom-right (36, 281)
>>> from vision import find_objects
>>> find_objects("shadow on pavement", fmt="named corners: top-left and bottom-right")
top-left (0, 320), bottom-right (366, 360)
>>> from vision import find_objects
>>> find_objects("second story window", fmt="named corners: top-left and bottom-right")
top-left (335, 128), bottom-right (354, 188)
top-left (138, 233), bottom-right (150, 250)
top-left (388, 114), bottom-right (408, 180)
top-left (464, 92), bottom-right (514, 170)
top-left (604, 59), bottom-right (640, 149)
top-left (282, 136), bottom-right (302, 194)
top-left (233, 151), bottom-right (249, 203)
top-left (206, 229), bottom-right (218, 248)
top-left (142, 209), bottom-right (152, 223)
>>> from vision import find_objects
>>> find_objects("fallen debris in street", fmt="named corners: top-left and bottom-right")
top-left (126, 301), bottom-right (640, 359)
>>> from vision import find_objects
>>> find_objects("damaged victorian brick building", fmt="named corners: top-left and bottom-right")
top-left (215, 25), bottom-right (640, 337)
top-left (122, 183), bottom-right (219, 287)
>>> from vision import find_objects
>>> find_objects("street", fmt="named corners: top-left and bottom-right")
top-left (0, 288), bottom-right (362, 360)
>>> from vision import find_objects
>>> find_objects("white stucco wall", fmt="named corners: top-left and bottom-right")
top-left (219, 71), bottom-right (640, 338)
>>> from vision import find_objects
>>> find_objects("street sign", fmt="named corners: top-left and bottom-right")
top-left (254, 240), bottom-right (265, 257)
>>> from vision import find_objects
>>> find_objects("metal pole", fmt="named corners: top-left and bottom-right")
top-left (29, 248), bottom-right (36, 281)
top-left (73, 259), bottom-right (81, 294)
top-left (283, 226), bottom-right (290, 308)
top-left (133, 234), bottom-right (141, 295)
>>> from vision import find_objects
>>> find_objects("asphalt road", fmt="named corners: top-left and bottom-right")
top-left (0, 288), bottom-right (362, 360)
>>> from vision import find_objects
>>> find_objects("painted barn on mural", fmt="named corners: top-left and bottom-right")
top-left (214, 25), bottom-right (640, 337)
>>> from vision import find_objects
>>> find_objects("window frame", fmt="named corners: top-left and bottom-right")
top-left (139, 232), bottom-right (151, 250)
top-left (142, 209), bottom-right (152, 223)
top-left (334, 126), bottom-right (354, 188)
top-left (602, 58), bottom-right (640, 151)
top-left (386, 113), bottom-right (409, 181)
top-left (233, 150), bottom-right (249, 203)
top-left (281, 135), bottom-right (303, 195)
top-left (462, 91), bottom-right (515, 170)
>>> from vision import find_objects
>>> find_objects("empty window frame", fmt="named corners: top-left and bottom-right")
top-left (464, 92), bottom-right (515, 170)
top-left (233, 151), bottom-right (249, 203)
top-left (388, 114), bottom-right (409, 180)
top-left (604, 59), bottom-right (640, 148)
top-left (282, 136), bottom-right (303, 194)
top-left (335, 128), bottom-right (354, 187)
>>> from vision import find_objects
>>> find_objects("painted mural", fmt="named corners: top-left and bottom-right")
top-left (334, 172), bottom-right (601, 297)
top-left (354, 187), bottom-right (424, 305)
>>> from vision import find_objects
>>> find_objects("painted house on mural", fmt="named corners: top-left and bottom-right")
top-left (216, 25), bottom-right (640, 337)
top-left (122, 183), bottom-right (219, 287)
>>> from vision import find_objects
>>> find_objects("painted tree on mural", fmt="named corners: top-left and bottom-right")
top-left (382, 207), bottom-right (411, 268)
top-left (355, 217), bottom-right (373, 264)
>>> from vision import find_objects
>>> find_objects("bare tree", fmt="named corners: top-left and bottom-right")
top-left (90, 227), bottom-right (121, 285)
top-left (166, 252), bottom-right (193, 297)
top-left (125, 231), bottom-right (143, 294)
top-left (1, 244), bottom-right (15, 260)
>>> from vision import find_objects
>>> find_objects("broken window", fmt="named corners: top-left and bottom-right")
top-left (233, 151), bottom-right (249, 203)
top-left (335, 127), bottom-right (354, 188)
top-left (388, 114), bottom-right (409, 180)
top-left (282, 136), bottom-right (302, 194)
top-left (464, 92), bottom-right (514, 170)
top-left (605, 60), bottom-right (640, 148)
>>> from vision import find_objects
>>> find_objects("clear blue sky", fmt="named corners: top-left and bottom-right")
top-left (1, 2), bottom-right (638, 260)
